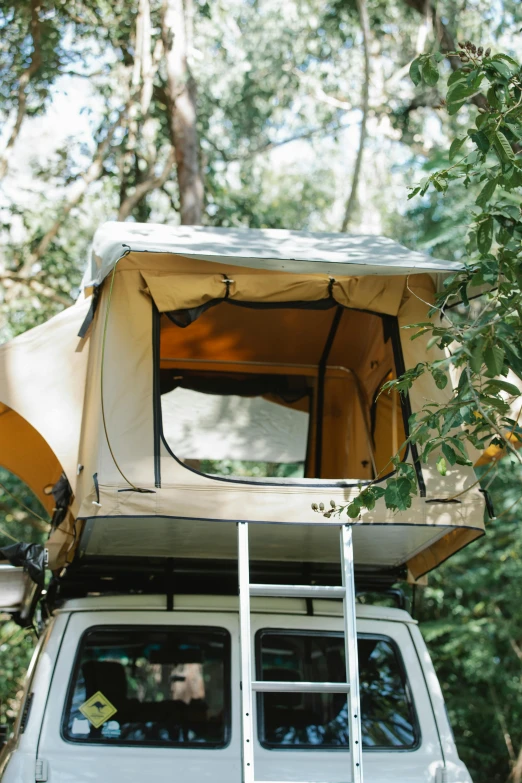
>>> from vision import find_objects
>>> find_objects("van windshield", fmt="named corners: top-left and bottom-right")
top-left (63, 626), bottom-right (230, 748)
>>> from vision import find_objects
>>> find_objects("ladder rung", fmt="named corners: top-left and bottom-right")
top-left (249, 584), bottom-right (345, 599)
top-left (252, 680), bottom-right (350, 694)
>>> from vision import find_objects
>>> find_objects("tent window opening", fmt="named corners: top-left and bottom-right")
top-left (158, 302), bottom-right (405, 482)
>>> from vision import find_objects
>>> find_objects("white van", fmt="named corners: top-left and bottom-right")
top-left (0, 591), bottom-right (472, 783)
top-left (0, 224), bottom-right (482, 783)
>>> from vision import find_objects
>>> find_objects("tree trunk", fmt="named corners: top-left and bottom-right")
top-left (341, 0), bottom-right (370, 232)
top-left (119, 0), bottom-right (174, 219)
top-left (161, 0), bottom-right (204, 225)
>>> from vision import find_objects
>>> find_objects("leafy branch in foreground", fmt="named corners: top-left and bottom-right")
top-left (317, 41), bottom-right (522, 517)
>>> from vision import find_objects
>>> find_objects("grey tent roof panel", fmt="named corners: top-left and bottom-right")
top-left (85, 222), bottom-right (462, 288)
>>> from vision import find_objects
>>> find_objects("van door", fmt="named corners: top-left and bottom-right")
top-left (36, 610), bottom-right (240, 783)
top-left (249, 612), bottom-right (446, 783)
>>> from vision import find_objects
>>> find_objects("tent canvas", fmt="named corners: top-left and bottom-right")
top-left (0, 223), bottom-right (486, 580)
top-left (85, 222), bottom-right (463, 289)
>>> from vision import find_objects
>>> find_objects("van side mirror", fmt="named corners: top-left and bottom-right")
top-left (0, 724), bottom-right (9, 749)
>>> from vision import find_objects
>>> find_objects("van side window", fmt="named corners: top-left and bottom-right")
top-left (256, 630), bottom-right (418, 750)
top-left (62, 626), bottom-right (230, 748)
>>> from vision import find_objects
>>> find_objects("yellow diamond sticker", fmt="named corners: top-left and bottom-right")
top-left (79, 691), bottom-right (118, 728)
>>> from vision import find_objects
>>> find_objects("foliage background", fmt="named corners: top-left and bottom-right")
top-left (1, 2), bottom-right (522, 782)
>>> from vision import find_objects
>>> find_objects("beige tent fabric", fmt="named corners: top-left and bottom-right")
top-left (0, 243), bottom-right (486, 577)
top-left (397, 275), bottom-right (447, 417)
top-left (77, 477), bottom-right (483, 579)
top-left (0, 299), bottom-right (90, 507)
top-left (141, 267), bottom-right (406, 316)
top-left (69, 257), bottom-right (484, 575)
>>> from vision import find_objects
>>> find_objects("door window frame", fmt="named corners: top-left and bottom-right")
top-left (254, 628), bottom-right (421, 753)
top-left (60, 623), bottom-right (232, 750)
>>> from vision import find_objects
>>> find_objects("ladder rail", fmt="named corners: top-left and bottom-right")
top-left (238, 522), bottom-right (255, 783)
top-left (341, 524), bottom-right (363, 783)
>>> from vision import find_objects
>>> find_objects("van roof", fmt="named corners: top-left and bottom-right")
top-left (55, 593), bottom-right (417, 624)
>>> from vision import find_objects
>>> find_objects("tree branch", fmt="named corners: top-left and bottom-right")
top-left (0, 0), bottom-right (42, 181)
top-left (341, 0), bottom-right (371, 232)
top-left (0, 273), bottom-right (73, 307)
top-left (207, 119), bottom-right (350, 164)
top-left (0, 501), bottom-right (50, 533)
top-left (118, 147), bottom-right (176, 220)
top-left (291, 68), bottom-right (353, 111)
top-left (19, 103), bottom-right (131, 275)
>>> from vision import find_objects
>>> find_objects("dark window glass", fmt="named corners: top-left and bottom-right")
top-left (257, 631), bottom-right (417, 749)
top-left (63, 626), bottom-right (230, 748)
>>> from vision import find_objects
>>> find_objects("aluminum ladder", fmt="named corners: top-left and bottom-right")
top-left (237, 521), bottom-right (363, 783)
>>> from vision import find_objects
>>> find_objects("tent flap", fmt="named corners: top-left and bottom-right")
top-left (0, 404), bottom-right (61, 513)
top-left (141, 269), bottom-right (407, 316)
top-left (0, 299), bottom-right (90, 490)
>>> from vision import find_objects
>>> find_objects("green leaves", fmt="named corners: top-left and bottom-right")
top-left (449, 137), bottom-right (466, 161)
top-left (430, 365), bottom-right (449, 389)
top-left (487, 379), bottom-right (519, 396)
top-left (469, 342), bottom-right (484, 373)
top-left (409, 55), bottom-right (440, 87)
top-left (409, 58), bottom-right (422, 86)
top-left (487, 58), bottom-right (514, 80)
top-left (326, 44), bottom-right (522, 521)
top-left (447, 82), bottom-right (480, 114)
top-left (493, 131), bottom-right (515, 162)
top-left (436, 455), bottom-right (447, 476)
top-left (447, 69), bottom-right (468, 87)
top-left (475, 178), bottom-right (497, 208)
top-left (469, 130), bottom-right (490, 153)
top-left (384, 476), bottom-right (414, 510)
top-left (477, 215), bottom-right (494, 254)
top-left (442, 442), bottom-right (457, 466)
top-left (484, 344), bottom-right (505, 377)
top-left (346, 502), bottom-right (361, 518)
top-left (422, 57), bottom-right (440, 86)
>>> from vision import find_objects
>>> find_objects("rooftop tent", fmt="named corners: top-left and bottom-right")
top-left (0, 223), bottom-right (486, 580)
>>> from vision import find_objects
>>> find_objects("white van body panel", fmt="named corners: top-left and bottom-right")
top-left (0, 598), bottom-right (473, 783)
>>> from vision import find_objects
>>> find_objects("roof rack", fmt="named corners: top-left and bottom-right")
top-left (46, 554), bottom-right (406, 609)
